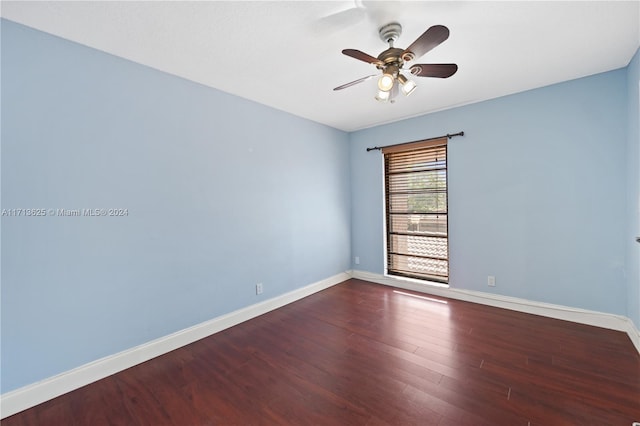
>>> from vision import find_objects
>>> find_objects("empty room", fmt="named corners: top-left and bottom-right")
top-left (1, 1), bottom-right (639, 424)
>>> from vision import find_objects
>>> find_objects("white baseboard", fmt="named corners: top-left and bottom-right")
top-left (626, 318), bottom-right (640, 354)
top-left (351, 270), bottom-right (640, 356)
top-left (0, 271), bottom-right (351, 419)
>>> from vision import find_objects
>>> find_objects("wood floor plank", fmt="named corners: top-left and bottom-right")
top-left (4, 278), bottom-right (639, 425)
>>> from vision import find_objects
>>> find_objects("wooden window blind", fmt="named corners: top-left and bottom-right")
top-left (383, 138), bottom-right (449, 283)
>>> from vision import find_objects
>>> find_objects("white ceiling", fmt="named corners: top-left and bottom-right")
top-left (2, 1), bottom-right (639, 132)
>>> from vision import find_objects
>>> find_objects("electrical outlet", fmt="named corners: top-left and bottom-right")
top-left (256, 283), bottom-right (263, 295)
top-left (355, 256), bottom-right (360, 265)
top-left (487, 276), bottom-right (496, 287)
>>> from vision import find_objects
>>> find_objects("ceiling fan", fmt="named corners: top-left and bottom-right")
top-left (334, 22), bottom-right (458, 102)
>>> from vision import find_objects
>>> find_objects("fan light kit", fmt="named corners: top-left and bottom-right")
top-left (334, 22), bottom-right (458, 103)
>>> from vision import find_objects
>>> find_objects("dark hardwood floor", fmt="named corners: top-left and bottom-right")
top-left (4, 279), bottom-right (640, 425)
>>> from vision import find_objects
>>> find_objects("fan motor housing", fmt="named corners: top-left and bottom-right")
top-left (377, 48), bottom-right (404, 73)
top-left (377, 48), bottom-right (404, 64)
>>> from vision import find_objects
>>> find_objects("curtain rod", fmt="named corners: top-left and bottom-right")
top-left (366, 131), bottom-right (464, 152)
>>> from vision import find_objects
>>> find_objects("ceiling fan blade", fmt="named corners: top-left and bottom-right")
top-left (402, 25), bottom-right (450, 60)
top-left (410, 63), bottom-right (458, 78)
top-left (342, 49), bottom-right (382, 65)
top-left (333, 75), bottom-right (376, 91)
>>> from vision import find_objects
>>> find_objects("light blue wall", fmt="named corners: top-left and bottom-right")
top-left (1, 20), bottom-right (351, 393)
top-left (627, 48), bottom-right (640, 329)
top-left (350, 69), bottom-right (629, 316)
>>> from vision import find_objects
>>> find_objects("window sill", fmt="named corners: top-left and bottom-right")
top-left (384, 273), bottom-right (450, 289)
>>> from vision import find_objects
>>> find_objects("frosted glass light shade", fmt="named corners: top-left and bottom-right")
top-left (378, 74), bottom-right (394, 91)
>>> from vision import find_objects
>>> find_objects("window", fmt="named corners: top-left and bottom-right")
top-left (383, 138), bottom-right (448, 283)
